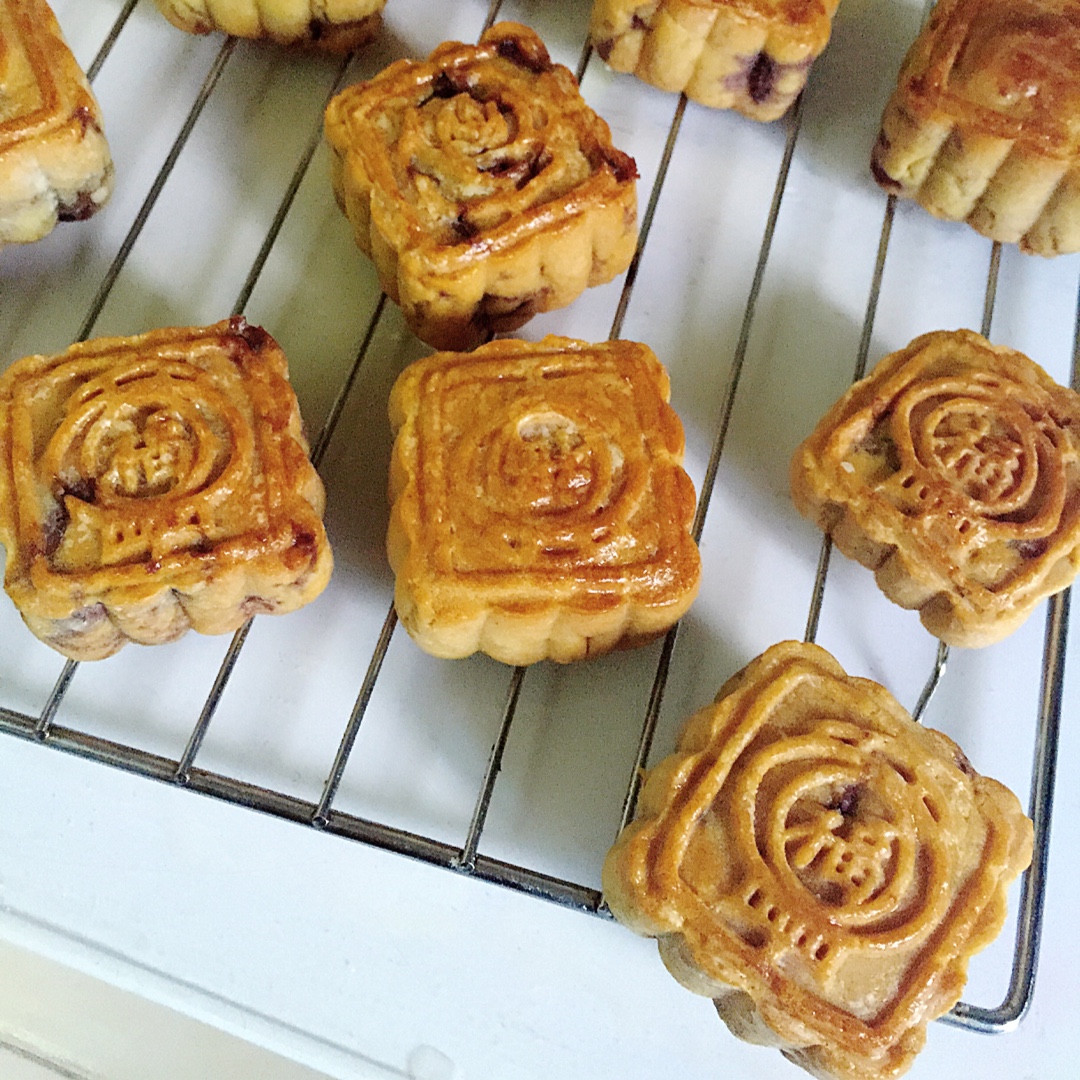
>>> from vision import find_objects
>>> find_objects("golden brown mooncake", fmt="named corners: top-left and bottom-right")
top-left (790, 329), bottom-right (1080, 648)
top-left (386, 335), bottom-right (700, 665)
top-left (152, 0), bottom-right (386, 50)
top-left (0, 0), bottom-right (113, 246)
top-left (871, 0), bottom-right (1080, 255)
top-left (603, 640), bottom-right (1033, 1080)
top-left (589, 0), bottom-right (842, 122)
top-left (324, 21), bottom-right (639, 352)
top-left (0, 318), bottom-right (333, 661)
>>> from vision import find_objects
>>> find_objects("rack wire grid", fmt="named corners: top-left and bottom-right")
top-left (0, 0), bottom-right (1072, 1041)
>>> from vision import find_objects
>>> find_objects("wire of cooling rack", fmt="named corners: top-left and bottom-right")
top-left (0, 0), bottom-right (1069, 1031)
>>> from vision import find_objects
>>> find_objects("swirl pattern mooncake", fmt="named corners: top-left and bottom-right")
top-left (872, 0), bottom-right (1080, 255)
top-left (0, 318), bottom-right (332, 660)
top-left (152, 0), bottom-right (386, 50)
top-left (589, 0), bottom-right (842, 122)
top-left (603, 641), bottom-right (1033, 1080)
top-left (387, 336), bottom-right (700, 665)
top-left (324, 22), bottom-right (639, 351)
top-left (790, 329), bottom-right (1080, 647)
top-left (0, 0), bottom-right (113, 245)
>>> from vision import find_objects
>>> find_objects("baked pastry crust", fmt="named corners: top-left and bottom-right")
top-left (152, 0), bottom-right (386, 50)
top-left (790, 329), bottom-right (1080, 647)
top-left (589, 0), bottom-right (841, 122)
top-left (872, 0), bottom-right (1080, 255)
top-left (603, 640), bottom-right (1033, 1080)
top-left (0, 0), bottom-right (113, 245)
top-left (0, 318), bottom-right (332, 660)
top-left (324, 22), bottom-right (639, 351)
top-left (387, 335), bottom-right (700, 665)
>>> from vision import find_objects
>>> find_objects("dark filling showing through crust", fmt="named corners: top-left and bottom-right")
top-left (747, 52), bottom-right (781, 104)
top-left (870, 134), bottom-right (902, 193)
top-left (227, 314), bottom-right (272, 353)
top-left (430, 69), bottom-right (475, 100)
top-left (481, 149), bottom-right (551, 189)
top-left (473, 288), bottom-right (553, 335)
top-left (495, 35), bottom-right (553, 75)
top-left (57, 190), bottom-right (100, 222)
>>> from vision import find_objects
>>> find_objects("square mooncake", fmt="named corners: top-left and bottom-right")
top-left (603, 640), bottom-right (1033, 1080)
top-left (153, 0), bottom-right (386, 50)
top-left (590, 0), bottom-right (842, 121)
top-left (324, 22), bottom-right (639, 351)
top-left (387, 336), bottom-right (700, 665)
top-left (872, 0), bottom-right (1080, 255)
top-left (1, 0), bottom-right (113, 245)
top-left (0, 318), bottom-right (333, 660)
top-left (790, 329), bottom-right (1080, 647)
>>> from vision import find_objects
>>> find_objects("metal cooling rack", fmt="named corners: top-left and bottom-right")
top-left (0, 0), bottom-right (1070, 1038)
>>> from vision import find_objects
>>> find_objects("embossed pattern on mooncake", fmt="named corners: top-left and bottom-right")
top-left (603, 641), bottom-right (1033, 1080)
top-left (0, 318), bottom-right (332, 660)
top-left (152, 0), bottom-right (386, 50)
top-left (589, 0), bottom-right (841, 122)
top-left (872, 0), bottom-right (1080, 254)
top-left (386, 335), bottom-right (700, 665)
top-left (790, 328), bottom-right (1080, 647)
top-left (0, 0), bottom-right (113, 245)
top-left (324, 22), bottom-right (638, 351)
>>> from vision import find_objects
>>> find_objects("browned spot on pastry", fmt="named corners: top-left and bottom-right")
top-left (595, 37), bottom-right (614, 62)
top-left (496, 33), bottom-right (553, 74)
top-left (631, 14), bottom-right (650, 32)
top-left (747, 52), bottom-right (781, 105)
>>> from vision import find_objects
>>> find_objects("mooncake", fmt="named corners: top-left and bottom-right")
top-left (871, 0), bottom-right (1080, 255)
top-left (324, 21), bottom-right (639, 351)
top-left (386, 335), bottom-right (700, 665)
top-left (589, 0), bottom-right (842, 122)
top-left (603, 640), bottom-right (1033, 1080)
top-left (152, 0), bottom-right (386, 50)
top-left (790, 328), bottom-right (1080, 647)
top-left (0, 0), bottom-right (113, 245)
top-left (0, 318), bottom-right (332, 660)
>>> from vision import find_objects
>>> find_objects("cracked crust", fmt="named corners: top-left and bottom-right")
top-left (0, 319), bottom-right (332, 660)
